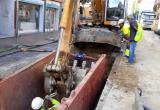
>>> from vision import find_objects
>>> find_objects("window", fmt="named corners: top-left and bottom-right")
top-left (19, 2), bottom-right (40, 30)
top-left (19, 2), bottom-right (40, 23)
top-left (106, 0), bottom-right (125, 20)
top-left (108, 0), bottom-right (125, 8)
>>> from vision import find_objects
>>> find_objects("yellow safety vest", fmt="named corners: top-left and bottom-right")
top-left (121, 21), bottom-right (142, 42)
top-left (134, 21), bottom-right (143, 42)
top-left (120, 23), bottom-right (130, 38)
top-left (40, 99), bottom-right (60, 110)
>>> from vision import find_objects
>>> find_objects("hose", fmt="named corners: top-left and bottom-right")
top-left (26, 49), bottom-right (52, 52)
top-left (0, 45), bottom-right (18, 54)
top-left (0, 40), bottom-right (58, 57)
top-left (21, 40), bottom-right (58, 48)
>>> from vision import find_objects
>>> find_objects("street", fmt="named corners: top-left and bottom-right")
top-left (0, 32), bottom-right (59, 79)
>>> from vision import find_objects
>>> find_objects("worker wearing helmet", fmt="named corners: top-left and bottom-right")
top-left (118, 17), bottom-right (142, 64)
top-left (31, 97), bottom-right (60, 110)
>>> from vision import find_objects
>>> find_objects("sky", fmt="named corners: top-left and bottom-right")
top-left (138, 0), bottom-right (155, 11)
top-left (128, 0), bottom-right (155, 14)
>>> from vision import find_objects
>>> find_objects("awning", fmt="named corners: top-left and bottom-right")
top-left (18, 0), bottom-right (44, 5)
top-left (46, 3), bottom-right (59, 9)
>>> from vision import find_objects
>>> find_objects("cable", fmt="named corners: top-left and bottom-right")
top-left (21, 40), bottom-right (58, 48)
top-left (0, 40), bottom-right (58, 57)
top-left (0, 46), bottom-right (18, 54)
top-left (26, 49), bottom-right (52, 52)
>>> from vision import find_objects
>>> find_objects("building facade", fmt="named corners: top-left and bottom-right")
top-left (0, 0), bottom-right (15, 38)
top-left (45, 0), bottom-right (61, 31)
top-left (151, 0), bottom-right (160, 31)
top-left (18, 0), bottom-right (44, 34)
top-left (0, 0), bottom-right (62, 38)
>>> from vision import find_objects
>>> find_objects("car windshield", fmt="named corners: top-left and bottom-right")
top-left (108, 0), bottom-right (125, 8)
top-left (142, 14), bottom-right (155, 20)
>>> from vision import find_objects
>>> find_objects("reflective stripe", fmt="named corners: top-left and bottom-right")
top-left (121, 23), bottom-right (130, 37)
top-left (40, 99), bottom-right (60, 110)
top-left (135, 21), bottom-right (143, 42)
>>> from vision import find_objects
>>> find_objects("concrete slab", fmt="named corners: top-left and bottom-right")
top-left (96, 30), bottom-right (160, 110)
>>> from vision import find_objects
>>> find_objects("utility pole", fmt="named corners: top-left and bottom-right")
top-left (15, 0), bottom-right (19, 44)
top-left (43, 0), bottom-right (47, 33)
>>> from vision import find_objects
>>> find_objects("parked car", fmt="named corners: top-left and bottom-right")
top-left (139, 11), bottom-right (156, 29)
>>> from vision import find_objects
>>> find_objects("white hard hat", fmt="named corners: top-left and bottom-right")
top-left (118, 19), bottom-right (125, 25)
top-left (31, 97), bottom-right (44, 110)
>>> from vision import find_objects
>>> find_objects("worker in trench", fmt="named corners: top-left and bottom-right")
top-left (31, 95), bottom-right (60, 110)
top-left (118, 15), bottom-right (142, 64)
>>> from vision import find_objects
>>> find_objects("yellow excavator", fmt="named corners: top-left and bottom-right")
top-left (44, 0), bottom-right (127, 99)
top-left (82, 0), bottom-right (127, 27)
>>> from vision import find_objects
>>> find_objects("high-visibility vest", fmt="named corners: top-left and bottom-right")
top-left (134, 21), bottom-right (143, 42)
top-left (40, 99), bottom-right (60, 110)
top-left (120, 23), bottom-right (130, 38)
top-left (121, 21), bottom-right (142, 42)
top-left (51, 99), bottom-right (60, 106)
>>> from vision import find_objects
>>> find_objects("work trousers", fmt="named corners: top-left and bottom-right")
top-left (128, 41), bottom-right (136, 64)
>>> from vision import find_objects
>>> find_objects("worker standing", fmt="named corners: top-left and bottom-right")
top-left (118, 17), bottom-right (142, 64)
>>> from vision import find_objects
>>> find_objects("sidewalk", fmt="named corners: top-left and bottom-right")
top-left (0, 31), bottom-right (59, 79)
top-left (0, 31), bottom-right (59, 49)
top-left (96, 30), bottom-right (160, 110)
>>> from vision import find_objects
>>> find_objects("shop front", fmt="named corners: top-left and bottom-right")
top-left (0, 0), bottom-right (14, 38)
top-left (18, 0), bottom-right (44, 34)
top-left (46, 1), bottom-right (61, 31)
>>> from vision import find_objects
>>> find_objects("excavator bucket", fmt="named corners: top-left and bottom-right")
top-left (74, 28), bottom-right (121, 48)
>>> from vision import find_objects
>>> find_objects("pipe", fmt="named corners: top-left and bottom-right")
top-left (15, 0), bottom-right (19, 44)
top-left (54, 28), bottom-right (64, 65)
top-left (43, 0), bottom-right (47, 32)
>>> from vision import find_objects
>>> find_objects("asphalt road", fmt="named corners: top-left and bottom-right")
top-left (0, 32), bottom-right (58, 79)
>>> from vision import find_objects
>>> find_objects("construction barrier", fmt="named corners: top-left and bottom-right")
top-left (0, 52), bottom-right (55, 110)
top-left (57, 54), bottom-right (107, 110)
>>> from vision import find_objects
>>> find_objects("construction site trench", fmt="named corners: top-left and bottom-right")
top-left (0, 41), bottom-right (120, 110)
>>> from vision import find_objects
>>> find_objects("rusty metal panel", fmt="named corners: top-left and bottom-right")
top-left (0, 52), bottom-right (55, 110)
top-left (57, 54), bottom-right (107, 110)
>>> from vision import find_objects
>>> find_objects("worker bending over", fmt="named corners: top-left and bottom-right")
top-left (31, 96), bottom-right (60, 110)
top-left (118, 16), bottom-right (142, 64)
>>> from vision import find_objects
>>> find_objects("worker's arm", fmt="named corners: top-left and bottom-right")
top-left (69, 52), bottom-right (97, 61)
top-left (84, 55), bottom-right (97, 61)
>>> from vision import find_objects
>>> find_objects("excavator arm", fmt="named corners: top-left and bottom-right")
top-left (55, 0), bottom-right (80, 67)
top-left (44, 0), bottom-right (82, 97)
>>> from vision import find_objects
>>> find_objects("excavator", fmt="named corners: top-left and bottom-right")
top-left (43, 0), bottom-right (127, 101)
